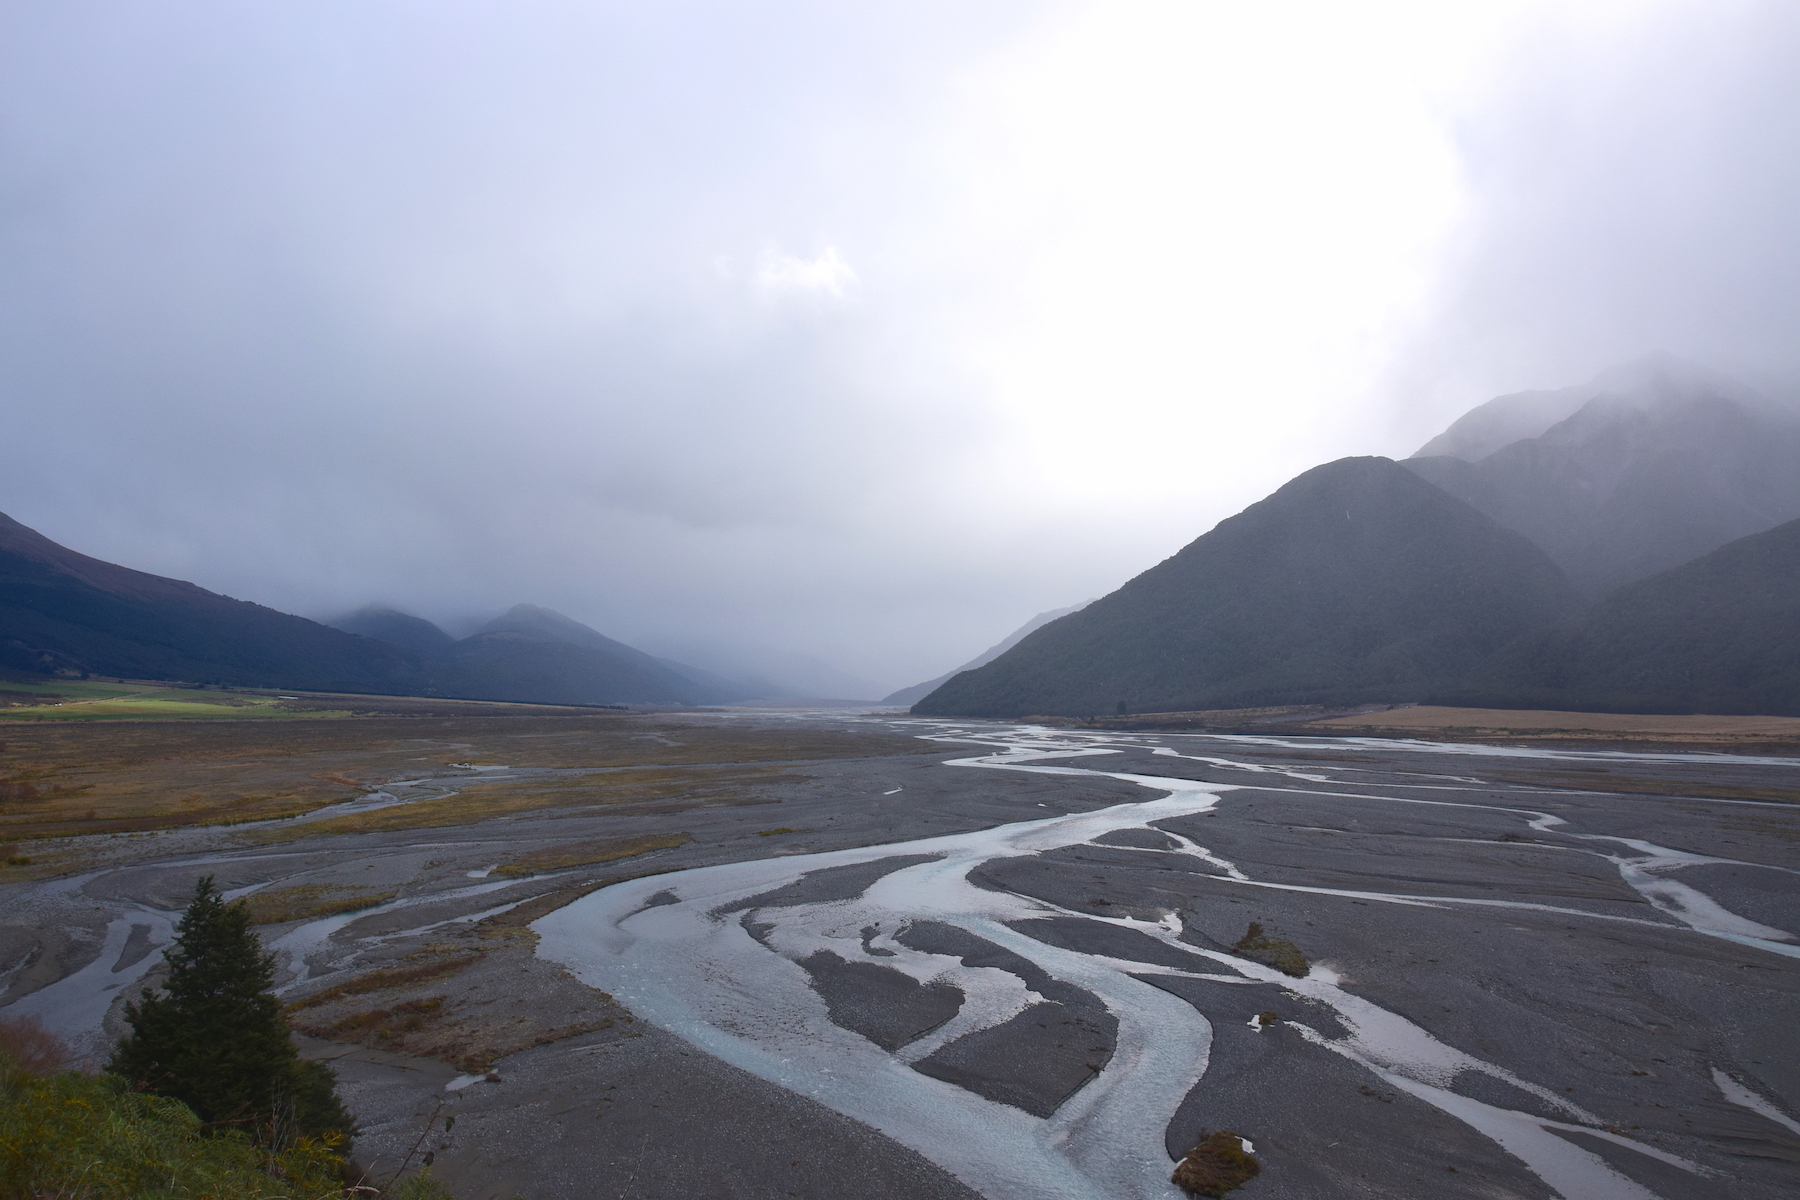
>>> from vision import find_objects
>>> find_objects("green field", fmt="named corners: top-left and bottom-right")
top-left (0, 678), bottom-right (346, 722)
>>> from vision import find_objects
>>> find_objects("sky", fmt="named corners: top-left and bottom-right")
top-left (4, 0), bottom-right (1800, 695)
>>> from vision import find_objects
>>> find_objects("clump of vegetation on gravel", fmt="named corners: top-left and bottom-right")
top-left (243, 883), bottom-right (395, 924)
top-left (492, 831), bottom-right (690, 876)
top-left (320, 998), bottom-right (447, 1041)
top-left (286, 949), bottom-right (488, 1011)
top-left (1172, 1130), bottom-right (1260, 1196)
top-left (1232, 922), bottom-right (1308, 977)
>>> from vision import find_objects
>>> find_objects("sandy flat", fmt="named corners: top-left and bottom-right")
top-left (1308, 704), bottom-right (1800, 739)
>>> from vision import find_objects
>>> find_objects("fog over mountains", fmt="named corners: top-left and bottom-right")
top-left (1404, 356), bottom-right (1800, 596)
top-left (0, 513), bottom-right (782, 706)
top-left (914, 457), bottom-right (1582, 717)
top-left (881, 602), bottom-right (1091, 707)
top-left (0, 510), bottom-right (417, 692)
top-left (5, 354), bottom-right (1796, 717)
top-left (915, 357), bottom-right (1800, 718)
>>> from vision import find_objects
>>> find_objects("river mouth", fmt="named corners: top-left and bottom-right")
top-left (535, 722), bottom-right (1798, 1200)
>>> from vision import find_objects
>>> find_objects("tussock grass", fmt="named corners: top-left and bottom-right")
top-left (258, 766), bottom-right (792, 841)
top-left (1172, 1130), bottom-right (1260, 1197)
top-left (1233, 922), bottom-right (1308, 978)
top-left (0, 714), bottom-right (931, 840)
top-left (286, 951), bottom-right (487, 1011)
top-left (491, 832), bottom-right (690, 877)
top-left (242, 883), bottom-right (395, 924)
top-left (315, 997), bottom-right (446, 1040)
top-left (476, 867), bottom-right (680, 933)
top-left (1494, 771), bottom-right (1800, 806)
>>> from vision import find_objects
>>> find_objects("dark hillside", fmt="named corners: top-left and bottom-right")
top-left (447, 604), bottom-right (740, 705)
top-left (1465, 517), bottom-right (1800, 715)
top-left (430, 633), bottom-right (704, 706)
top-left (0, 512), bottom-right (422, 691)
top-left (328, 606), bottom-right (456, 656)
top-left (914, 458), bottom-right (1581, 718)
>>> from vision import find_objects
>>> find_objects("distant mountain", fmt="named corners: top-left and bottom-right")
top-left (650, 656), bottom-right (760, 703)
top-left (913, 458), bottom-right (1581, 717)
top-left (1406, 356), bottom-right (1800, 596)
top-left (1461, 516), bottom-right (1800, 716)
top-left (443, 604), bottom-right (746, 706)
top-left (633, 637), bottom-right (881, 702)
top-left (329, 606), bottom-right (456, 657)
top-left (0, 512), bottom-right (422, 691)
top-left (328, 602), bottom-right (752, 707)
top-left (1414, 382), bottom-right (1600, 462)
top-left (882, 602), bottom-right (1091, 706)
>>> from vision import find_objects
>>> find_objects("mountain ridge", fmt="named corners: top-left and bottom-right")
top-left (914, 457), bottom-right (1582, 717)
top-left (881, 602), bottom-right (1091, 706)
top-left (0, 512), bottom-right (423, 692)
top-left (1405, 357), bottom-right (1800, 595)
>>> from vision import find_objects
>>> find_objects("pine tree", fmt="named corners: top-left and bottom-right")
top-left (109, 876), bottom-right (354, 1146)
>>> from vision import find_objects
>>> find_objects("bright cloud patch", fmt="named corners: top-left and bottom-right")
top-left (755, 246), bottom-right (858, 299)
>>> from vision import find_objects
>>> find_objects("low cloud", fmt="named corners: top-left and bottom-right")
top-left (754, 246), bottom-right (858, 300)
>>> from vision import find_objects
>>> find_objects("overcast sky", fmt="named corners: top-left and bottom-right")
top-left (5, 1), bottom-right (1800, 694)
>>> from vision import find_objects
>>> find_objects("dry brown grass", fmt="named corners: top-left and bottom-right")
top-left (1723, 815), bottom-right (1800, 843)
top-left (315, 996), bottom-right (447, 1039)
top-left (286, 941), bottom-right (618, 1071)
top-left (1491, 771), bottom-right (1800, 806)
top-left (475, 867), bottom-right (681, 935)
top-left (1172, 1131), bottom-right (1260, 1197)
top-left (0, 1015), bottom-right (70, 1079)
top-left (1307, 705), bottom-right (1800, 743)
top-left (1232, 922), bottom-right (1308, 977)
top-left (241, 884), bottom-right (396, 924)
top-left (491, 833), bottom-right (690, 877)
top-left (286, 950), bottom-right (489, 1011)
top-left (1027, 706), bottom-right (1327, 730)
top-left (255, 765), bottom-right (799, 842)
top-left (0, 713), bottom-right (934, 841)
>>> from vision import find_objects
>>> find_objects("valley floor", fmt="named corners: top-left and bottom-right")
top-left (0, 710), bottom-right (1796, 1199)
top-left (1305, 705), bottom-right (1800, 746)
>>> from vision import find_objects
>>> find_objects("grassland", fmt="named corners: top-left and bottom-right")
top-left (252, 766), bottom-right (794, 842)
top-left (0, 703), bottom-right (938, 842)
top-left (1305, 704), bottom-right (1800, 744)
top-left (0, 677), bottom-right (352, 722)
top-left (490, 833), bottom-right (692, 876)
top-left (241, 884), bottom-right (397, 924)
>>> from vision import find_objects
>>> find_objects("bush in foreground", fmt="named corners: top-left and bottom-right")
top-left (0, 1045), bottom-right (345, 1199)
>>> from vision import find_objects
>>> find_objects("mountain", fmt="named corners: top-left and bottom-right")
top-left (913, 458), bottom-right (1582, 718)
top-left (0, 512), bottom-right (422, 691)
top-left (327, 602), bottom-right (753, 707)
top-left (328, 606), bottom-right (456, 657)
top-left (881, 602), bottom-right (1091, 706)
top-left (1461, 516), bottom-right (1800, 716)
top-left (632, 637), bottom-right (882, 702)
top-left (440, 604), bottom-right (745, 706)
top-left (1414, 382), bottom-right (1600, 462)
top-left (650, 656), bottom-right (760, 703)
top-left (1405, 356), bottom-right (1800, 596)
